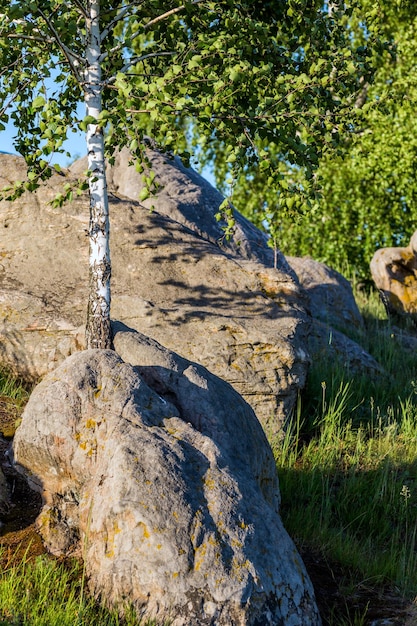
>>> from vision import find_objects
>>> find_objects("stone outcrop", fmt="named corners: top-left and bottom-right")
top-left (370, 231), bottom-right (417, 318)
top-left (87, 148), bottom-right (379, 376)
top-left (307, 321), bottom-right (382, 375)
top-left (12, 341), bottom-right (321, 625)
top-left (287, 257), bottom-right (382, 374)
top-left (69, 146), bottom-right (296, 274)
top-left (0, 152), bottom-right (308, 436)
top-left (287, 257), bottom-right (364, 333)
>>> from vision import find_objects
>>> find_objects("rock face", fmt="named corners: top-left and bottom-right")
top-left (287, 257), bottom-right (364, 333)
top-left (287, 257), bottom-right (382, 374)
top-left (96, 151), bottom-right (378, 376)
top-left (12, 341), bottom-right (321, 625)
top-left (307, 321), bottom-right (383, 375)
top-left (0, 153), bottom-right (308, 435)
top-left (370, 231), bottom-right (417, 318)
top-left (69, 146), bottom-right (296, 274)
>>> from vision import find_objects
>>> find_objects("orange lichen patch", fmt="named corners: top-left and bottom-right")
top-left (138, 522), bottom-right (150, 539)
top-left (193, 542), bottom-right (207, 571)
top-left (104, 520), bottom-right (122, 558)
top-left (256, 270), bottom-right (298, 301)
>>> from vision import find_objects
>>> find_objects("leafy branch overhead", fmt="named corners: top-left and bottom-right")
top-left (1, 0), bottom-right (371, 201)
top-left (213, 2), bottom-right (417, 277)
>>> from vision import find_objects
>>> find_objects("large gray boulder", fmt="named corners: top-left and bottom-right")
top-left (72, 150), bottom-right (379, 376)
top-left (12, 341), bottom-right (321, 625)
top-left (69, 146), bottom-right (296, 274)
top-left (0, 153), bottom-right (308, 435)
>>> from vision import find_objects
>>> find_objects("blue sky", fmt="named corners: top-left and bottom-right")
top-left (0, 117), bottom-right (86, 167)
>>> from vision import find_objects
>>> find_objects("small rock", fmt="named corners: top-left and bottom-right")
top-left (287, 256), bottom-right (382, 374)
top-left (370, 230), bottom-right (417, 318)
top-left (287, 256), bottom-right (364, 332)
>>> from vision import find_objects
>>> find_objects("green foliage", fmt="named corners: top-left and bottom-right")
top-left (187, 1), bottom-right (377, 222)
top-left (200, 2), bottom-right (417, 278)
top-left (274, 3), bottom-right (417, 277)
top-left (0, 1), bottom-right (372, 209)
top-left (0, 0), bottom-right (84, 198)
top-left (123, 0), bottom-right (368, 180)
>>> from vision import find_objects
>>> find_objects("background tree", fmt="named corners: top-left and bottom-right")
top-left (208, 2), bottom-right (417, 280)
top-left (0, 0), bottom-right (368, 348)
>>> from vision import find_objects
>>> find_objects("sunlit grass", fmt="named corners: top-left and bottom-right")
top-left (0, 550), bottom-right (161, 626)
top-left (0, 369), bottom-right (31, 437)
top-left (0, 368), bottom-right (30, 406)
top-left (275, 280), bottom-right (417, 599)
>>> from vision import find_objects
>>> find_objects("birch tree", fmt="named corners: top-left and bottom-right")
top-left (0, 0), bottom-right (366, 348)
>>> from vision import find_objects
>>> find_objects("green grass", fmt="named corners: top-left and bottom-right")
top-left (275, 281), bottom-right (417, 599)
top-left (0, 550), bottom-right (160, 626)
top-left (0, 368), bottom-right (32, 437)
top-left (0, 368), bottom-right (30, 405)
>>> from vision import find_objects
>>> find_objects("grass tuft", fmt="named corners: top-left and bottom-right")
top-left (0, 550), bottom-right (162, 625)
top-left (275, 280), bottom-right (417, 604)
top-left (0, 369), bottom-right (31, 437)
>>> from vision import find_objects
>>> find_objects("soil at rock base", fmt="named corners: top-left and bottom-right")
top-left (1, 407), bottom-right (417, 625)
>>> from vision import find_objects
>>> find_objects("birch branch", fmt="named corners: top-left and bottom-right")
top-left (37, 8), bottom-right (84, 82)
top-left (144, 0), bottom-right (206, 29)
top-left (100, 0), bottom-right (206, 62)
top-left (101, 2), bottom-right (145, 41)
top-left (71, 0), bottom-right (89, 19)
top-left (106, 50), bottom-right (175, 84)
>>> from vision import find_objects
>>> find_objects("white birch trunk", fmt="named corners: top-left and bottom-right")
top-left (84, 0), bottom-right (112, 349)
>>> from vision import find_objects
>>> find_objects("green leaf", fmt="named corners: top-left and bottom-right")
top-left (32, 95), bottom-right (45, 110)
top-left (139, 188), bottom-right (150, 202)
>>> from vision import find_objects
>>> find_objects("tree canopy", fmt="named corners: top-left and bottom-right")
top-left (1, 1), bottom-right (368, 189)
top-left (306, 2), bottom-right (417, 278)
top-left (0, 0), bottom-right (371, 345)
